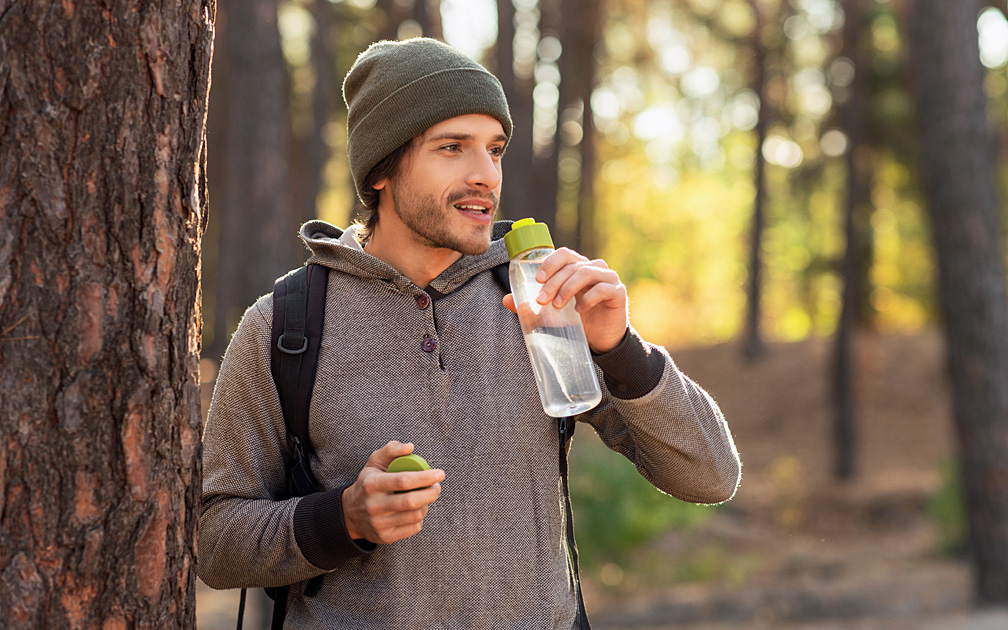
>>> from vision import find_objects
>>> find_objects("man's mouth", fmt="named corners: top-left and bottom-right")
top-left (453, 200), bottom-right (492, 214)
top-left (455, 203), bottom-right (489, 213)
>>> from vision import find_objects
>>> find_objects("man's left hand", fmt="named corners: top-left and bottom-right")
top-left (503, 247), bottom-right (628, 353)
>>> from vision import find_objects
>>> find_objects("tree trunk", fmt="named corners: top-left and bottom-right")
top-left (910, 0), bottom-right (1008, 605)
top-left (832, 0), bottom-right (873, 480)
top-left (0, 2), bottom-right (213, 628)
top-left (417, 0), bottom-right (443, 39)
top-left (376, 0), bottom-right (410, 40)
top-left (496, 0), bottom-right (537, 222)
top-left (533, 0), bottom-right (561, 233)
top-left (301, 0), bottom-right (337, 227)
top-left (552, 0), bottom-right (601, 255)
top-left (743, 0), bottom-right (769, 359)
top-left (210, 0), bottom-right (297, 360)
top-left (573, 0), bottom-right (603, 260)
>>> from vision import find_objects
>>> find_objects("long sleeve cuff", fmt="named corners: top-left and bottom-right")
top-left (293, 485), bottom-right (376, 570)
top-left (592, 327), bottom-right (666, 400)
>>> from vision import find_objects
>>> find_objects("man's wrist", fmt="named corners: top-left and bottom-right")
top-left (592, 327), bottom-right (665, 399)
top-left (293, 485), bottom-right (374, 570)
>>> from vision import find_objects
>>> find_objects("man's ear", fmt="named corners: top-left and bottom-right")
top-left (372, 178), bottom-right (388, 191)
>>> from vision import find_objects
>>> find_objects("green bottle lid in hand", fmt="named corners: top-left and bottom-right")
top-left (387, 454), bottom-right (433, 493)
top-left (387, 454), bottom-right (431, 473)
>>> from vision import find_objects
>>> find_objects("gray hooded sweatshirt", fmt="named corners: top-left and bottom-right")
top-left (198, 220), bottom-right (740, 629)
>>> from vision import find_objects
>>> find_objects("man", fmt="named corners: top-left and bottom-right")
top-left (199, 37), bottom-right (740, 629)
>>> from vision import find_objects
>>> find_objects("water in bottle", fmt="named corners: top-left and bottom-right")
top-left (505, 218), bottom-right (602, 417)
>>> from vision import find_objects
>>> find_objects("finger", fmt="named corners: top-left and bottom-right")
top-left (385, 469), bottom-right (445, 494)
top-left (502, 293), bottom-right (517, 314)
top-left (372, 520), bottom-right (428, 545)
top-left (369, 502), bottom-right (431, 528)
top-left (551, 264), bottom-right (621, 309)
top-left (367, 440), bottom-right (414, 470)
top-left (389, 484), bottom-right (442, 513)
top-left (534, 247), bottom-right (587, 284)
top-left (536, 260), bottom-right (585, 306)
top-left (366, 495), bottom-right (439, 544)
top-left (572, 279), bottom-right (626, 313)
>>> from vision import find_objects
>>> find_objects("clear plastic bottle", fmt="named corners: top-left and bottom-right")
top-left (504, 218), bottom-right (602, 417)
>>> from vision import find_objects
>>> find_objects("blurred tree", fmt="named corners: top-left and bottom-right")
top-left (0, 2), bottom-right (212, 627)
top-left (743, 0), bottom-right (772, 359)
top-left (557, 0), bottom-right (604, 257)
top-left (910, 0), bottom-right (1008, 604)
top-left (832, 0), bottom-right (874, 480)
top-left (377, 0), bottom-right (442, 41)
top-left (298, 0), bottom-right (338, 229)
top-left (495, 0), bottom-right (538, 222)
top-left (208, 0), bottom-right (300, 360)
top-left (536, 0), bottom-right (562, 232)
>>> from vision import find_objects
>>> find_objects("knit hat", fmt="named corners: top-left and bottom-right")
top-left (343, 38), bottom-right (513, 202)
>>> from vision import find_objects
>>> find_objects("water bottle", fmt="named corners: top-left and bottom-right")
top-left (504, 218), bottom-right (602, 417)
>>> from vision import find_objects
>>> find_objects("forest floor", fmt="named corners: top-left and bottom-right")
top-left (195, 330), bottom-right (1008, 629)
top-left (584, 330), bottom-right (1008, 630)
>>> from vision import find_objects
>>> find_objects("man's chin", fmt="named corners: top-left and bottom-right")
top-left (456, 238), bottom-right (492, 257)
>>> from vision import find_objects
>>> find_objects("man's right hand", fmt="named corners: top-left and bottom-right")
top-left (341, 441), bottom-right (445, 544)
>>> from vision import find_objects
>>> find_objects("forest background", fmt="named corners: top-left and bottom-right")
top-left (195, 0), bottom-right (1008, 627)
top-left (203, 0), bottom-right (1008, 355)
top-left (2, 0), bottom-right (1007, 628)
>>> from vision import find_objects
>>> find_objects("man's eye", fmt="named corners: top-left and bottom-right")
top-left (489, 146), bottom-right (505, 157)
top-left (442, 143), bottom-right (461, 152)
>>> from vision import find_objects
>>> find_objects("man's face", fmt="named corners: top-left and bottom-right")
top-left (377, 114), bottom-right (506, 257)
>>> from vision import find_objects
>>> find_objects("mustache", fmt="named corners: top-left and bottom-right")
top-left (446, 189), bottom-right (499, 212)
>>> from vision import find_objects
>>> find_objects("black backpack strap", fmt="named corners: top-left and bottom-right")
top-left (236, 263), bottom-right (330, 630)
top-left (271, 263), bottom-right (329, 497)
top-left (558, 416), bottom-right (591, 629)
top-left (491, 261), bottom-right (510, 295)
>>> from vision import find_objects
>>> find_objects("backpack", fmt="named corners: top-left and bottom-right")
top-left (236, 262), bottom-right (590, 630)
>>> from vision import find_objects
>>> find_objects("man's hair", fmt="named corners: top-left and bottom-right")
top-left (352, 138), bottom-right (415, 243)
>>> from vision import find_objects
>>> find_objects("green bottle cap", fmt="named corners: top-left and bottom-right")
top-left (504, 218), bottom-right (554, 259)
top-left (387, 453), bottom-right (432, 493)
top-left (387, 454), bottom-right (431, 472)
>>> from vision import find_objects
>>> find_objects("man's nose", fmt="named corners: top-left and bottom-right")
top-left (466, 151), bottom-right (502, 190)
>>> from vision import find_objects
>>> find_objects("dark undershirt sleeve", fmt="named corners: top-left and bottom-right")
top-left (293, 485), bottom-right (376, 570)
top-left (591, 327), bottom-right (666, 400)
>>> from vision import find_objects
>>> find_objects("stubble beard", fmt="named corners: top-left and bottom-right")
top-left (390, 182), bottom-right (499, 257)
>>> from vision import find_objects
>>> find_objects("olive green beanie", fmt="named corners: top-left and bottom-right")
top-left (343, 38), bottom-right (513, 202)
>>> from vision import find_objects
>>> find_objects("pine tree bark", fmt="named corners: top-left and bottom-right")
top-left (0, 2), bottom-right (213, 629)
top-left (910, 0), bottom-right (1008, 605)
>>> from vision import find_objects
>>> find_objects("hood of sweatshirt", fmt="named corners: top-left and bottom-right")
top-left (300, 219), bottom-right (512, 295)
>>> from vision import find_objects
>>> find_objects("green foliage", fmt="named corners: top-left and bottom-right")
top-left (928, 458), bottom-right (968, 557)
top-left (568, 431), bottom-right (715, 570)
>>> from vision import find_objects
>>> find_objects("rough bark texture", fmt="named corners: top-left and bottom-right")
top-left (910, 0), bottom-right (1008, 605)
top-left (0, 1), bottom-right (214, 628)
